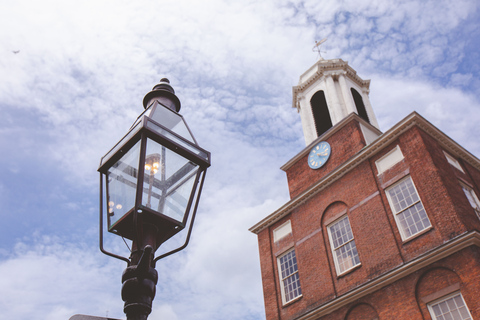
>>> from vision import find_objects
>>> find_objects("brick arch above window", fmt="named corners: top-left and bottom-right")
top-left (415, 267), bottom-right (463, 319)
top-left (321, 201), bottom-right (349, 226)
top-left (345, 303), bottom-right (379, 320)
top-left (416, 267), bottom-right (461, 301)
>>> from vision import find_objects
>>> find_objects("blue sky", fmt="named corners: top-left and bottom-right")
top-left (0, 0), bottom-right (479, 319)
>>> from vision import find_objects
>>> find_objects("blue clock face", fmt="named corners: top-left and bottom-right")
top-left (308, 141), bottom-right (331, 169)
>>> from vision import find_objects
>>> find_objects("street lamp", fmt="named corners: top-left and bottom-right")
top-left (98, 79), bottom-right (211, 320)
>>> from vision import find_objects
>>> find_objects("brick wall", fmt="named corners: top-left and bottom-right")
top-left (285, 119), bottom-right (367, 199)
top-left (257, 119), bottom-right (480, 320)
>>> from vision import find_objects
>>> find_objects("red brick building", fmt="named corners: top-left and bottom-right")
top-left (250, 58), bottom-right (480, 320)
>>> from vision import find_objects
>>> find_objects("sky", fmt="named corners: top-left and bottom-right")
top-left (0, 0), bottom-right (479, 319)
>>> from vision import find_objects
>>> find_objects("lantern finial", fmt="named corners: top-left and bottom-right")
top-left (143, 78), bottom-right (181, 112)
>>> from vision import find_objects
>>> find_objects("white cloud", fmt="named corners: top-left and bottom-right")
top-left (371, 74), bottom-right (480, 155)
top-left (450, 73), bottom-right (473, 87)
top-left (0, 237), bottom-right (125, 320)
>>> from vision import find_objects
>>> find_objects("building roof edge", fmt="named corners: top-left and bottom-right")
top-left (249, 112), bottom-right (480, 234)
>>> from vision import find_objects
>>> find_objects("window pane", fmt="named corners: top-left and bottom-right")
top-left (459, 308), bottom-right (470, 318)
top-left (387, 177), bottom-right (431, 239)
top-left (148, 102), bottom-right (195, 143)
top-left (278, 250), bottom-right (302, 303)
top-left (387, 177), bottom-right (419, 213)
top-left (397, 202), bottom-right (431, 238)
top-left (329, 216), bottom-right (354, 249)
top-left (336, 240), bottom-right (359, 273)
top-left (142, 138), bottom-right (199, 223)
top-left (328, 216), bottom-right (360, 274)
top-left (106, 141), bottom-right (141, 228)
top-left (432, 304), bottom-right (442, 315)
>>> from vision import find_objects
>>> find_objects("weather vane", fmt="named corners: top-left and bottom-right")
top-left (312, 38), bottom-right (327, 60)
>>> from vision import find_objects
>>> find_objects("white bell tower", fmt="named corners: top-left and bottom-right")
top-left (292, 58), bottom-right (380, 145)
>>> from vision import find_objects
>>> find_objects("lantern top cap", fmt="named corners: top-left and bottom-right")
top-left (143, 78), bottom-right (181, 112)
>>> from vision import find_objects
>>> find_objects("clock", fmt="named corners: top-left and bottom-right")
top-left (308, 141), bottom-right (331, 169)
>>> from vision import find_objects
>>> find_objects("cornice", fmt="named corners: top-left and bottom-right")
top-left (292, 59), bottom-right (370, 110)
top-left (249, 112), bottom-right (480, 234)
top-left (295, 231), bottom-right (480, 320)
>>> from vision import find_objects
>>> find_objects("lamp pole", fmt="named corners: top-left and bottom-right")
top-left (98, 78), bottom-right (211, 320)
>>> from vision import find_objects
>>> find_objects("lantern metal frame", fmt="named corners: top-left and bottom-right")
top-left (98, 100), bottom-right (210, 263)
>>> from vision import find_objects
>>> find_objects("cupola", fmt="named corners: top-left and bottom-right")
top-left (292, 59), bottom-right (380, 145)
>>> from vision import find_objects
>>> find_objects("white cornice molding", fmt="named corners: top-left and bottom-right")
top-left (295, 231), bottom-right (480, 320)
top-left (249, 112), bottom-right (480, 234)
top-left (292, 59), bottom-right (370, 111)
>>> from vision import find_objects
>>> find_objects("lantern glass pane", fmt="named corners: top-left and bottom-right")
top-left (146, 120), bottom-right (209, 162)
top-left (142, 138), bottom-right (200, 223)
top-left (106, 141), bottom-right (140, 228)
top-left (100, 120), bottom-right (142, 168)
top-left (148, 103), bottom-right (195, 143)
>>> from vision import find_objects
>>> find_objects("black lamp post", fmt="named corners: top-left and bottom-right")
top-left (98, 79), bottom-right (211, 320)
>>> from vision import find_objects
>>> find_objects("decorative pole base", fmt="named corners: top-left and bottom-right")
top-left (121, 246), bottom-right (158, 320)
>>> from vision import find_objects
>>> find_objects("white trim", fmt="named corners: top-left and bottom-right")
top-left (375, 145), bottom-right (404, 175)
top-left (444, 151), bottom-right (465, 173)
top-left (421, 283), bottom-right (461, 303)
top-left (360, 122), bottom-right (381, 145)
top-left (273, 220), bottom-right (292, 243)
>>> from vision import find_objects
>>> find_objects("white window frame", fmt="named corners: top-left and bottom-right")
top-left (385, 176), bottom-right (431, 241)
top-left (461, 183), bottom-right (480, 219)
top-left (444, 151), bottom-right (465, 173)
top-left (375, 145), bottom-right (404, 175)
top-left (277, 248), bottom-right (302, 304)
top-left (427, 291), bottom-right (473, 320)
top-left (327, 215), bottom-right (361, 275)
top-left (273, 220), bottom-right (292, 243)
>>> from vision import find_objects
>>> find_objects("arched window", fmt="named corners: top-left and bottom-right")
top-left (351, 88), bottom-right (370, 123)
top-left (310, 90), bottom-right (332, 137)
top-left (322, 202), bottom-right (361, 276)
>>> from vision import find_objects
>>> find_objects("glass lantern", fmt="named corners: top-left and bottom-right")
top-left (98, 98), bottom-right (210, 249)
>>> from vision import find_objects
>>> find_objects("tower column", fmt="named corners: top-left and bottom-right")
top-left (325, 74), bottom-right (343, 124)
top-left (361, 88), bottom-right (380, 128)
top-left (298, 94), bottom-right (318, 145)
top-left (338, 73), bottom-right (356, 115)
